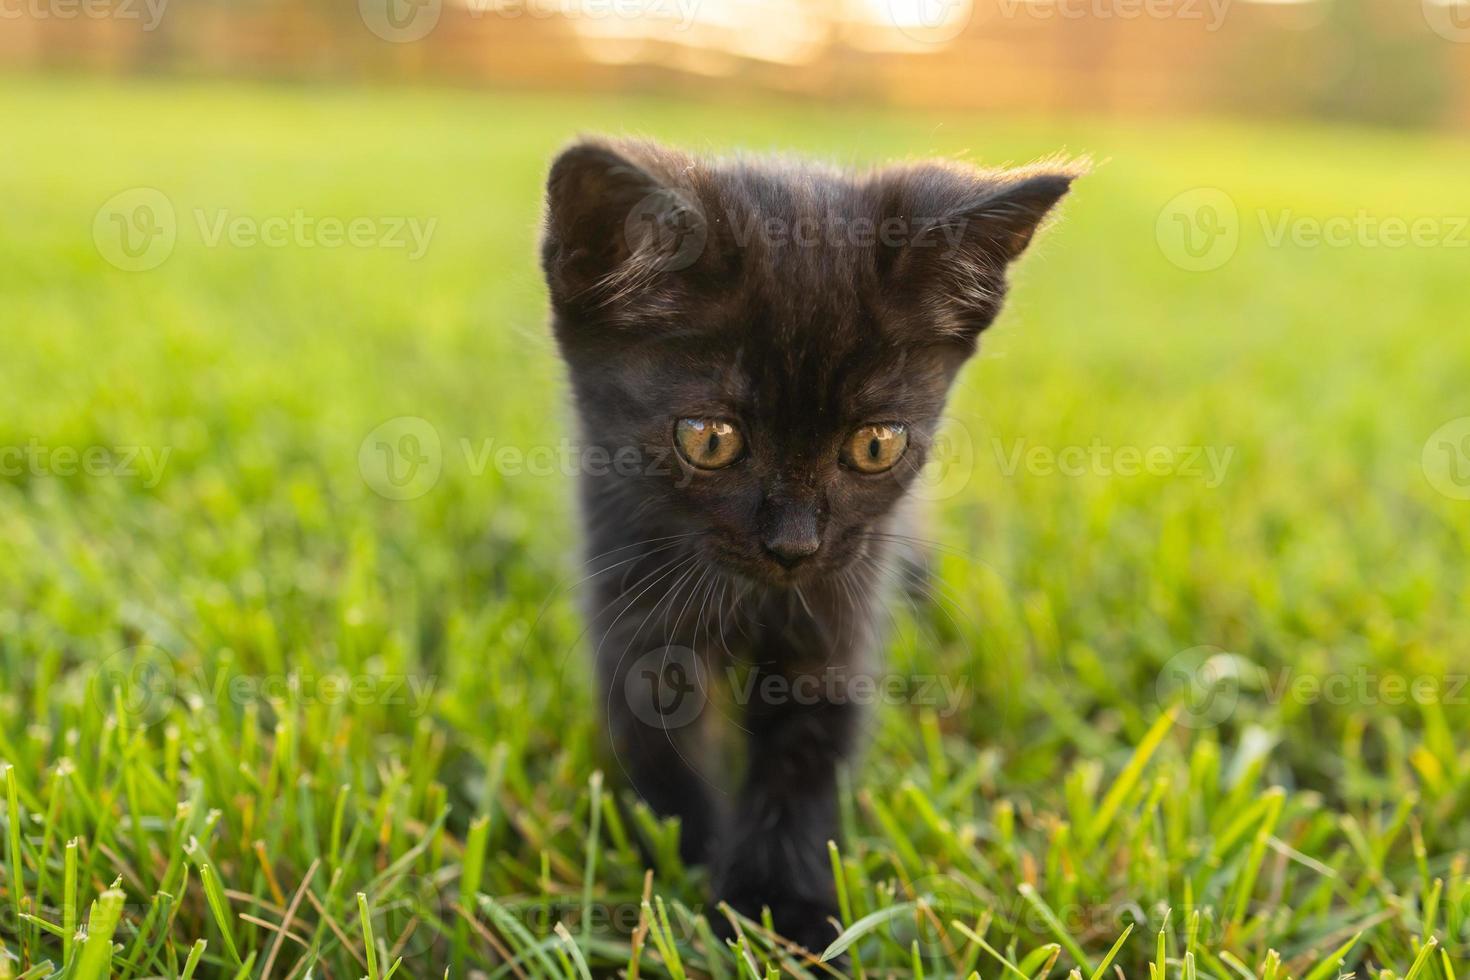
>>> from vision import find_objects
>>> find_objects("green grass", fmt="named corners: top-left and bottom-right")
top-left (1, 74), bottom-right (1469, 978)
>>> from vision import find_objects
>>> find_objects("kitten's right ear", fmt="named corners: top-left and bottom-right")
top-left (541, 140), bottom-right (709, 311)
top-left (876, 158), bottom-right (1084, 345)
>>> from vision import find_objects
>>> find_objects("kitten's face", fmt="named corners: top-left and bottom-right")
top-left (541, 140), bottom-right (1076, 587)
top-left (578, 293), bottom-right (960, 584)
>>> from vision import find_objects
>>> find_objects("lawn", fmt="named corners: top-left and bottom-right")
top-left (1, 74), bottom-right (1468, 979)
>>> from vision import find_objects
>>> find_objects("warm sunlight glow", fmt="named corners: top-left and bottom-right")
top-left (565, 0), bottom-right (833, 66)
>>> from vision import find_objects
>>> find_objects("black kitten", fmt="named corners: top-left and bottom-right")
top-left (540, 138), bottom-right (1076, 952)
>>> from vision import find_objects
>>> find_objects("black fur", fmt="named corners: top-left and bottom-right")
top-left (540, 138), bottom-right (1076, 951)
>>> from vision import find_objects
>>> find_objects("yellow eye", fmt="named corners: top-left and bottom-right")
top-left (674, 418), bottom-right (745, 470)
top-left (843, 423), bottom-right (908, 474)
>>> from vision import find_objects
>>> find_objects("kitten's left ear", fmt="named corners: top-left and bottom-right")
top-left (958, 172), bottom-right (1077, 265)
top-left (541, 138), bottom-right (712, 316)
top-left (880, 161), bottom-right (1084, 342)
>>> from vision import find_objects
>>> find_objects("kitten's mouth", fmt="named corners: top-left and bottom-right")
top-left (703, 525), bottom-right (880, 589)
top-left (707, 544), bottom-right (836, 589)
top-left (765, 561), bottom-right (820, 585)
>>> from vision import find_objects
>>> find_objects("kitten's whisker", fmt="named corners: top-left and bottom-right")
top-left (858, 548), bottom-right (980, 651)
top-left (792, 584), bottom-right (818, 624)
top-left (587, 551), bottom-right (698, 648)
top-left (515, 533), bottom-right (702, 675)
top-left (575, 535), bottom-right (699, 591)
top-left (731, 579), bottom-right (758, 640)
top-left (835, 568), bottom-right (866, 630)
top-left (712, 576), bottom-right (736, 658)
top-left (590, 554), bottom-right (703, 726)
top-left (555, 548), bottom-right (700, 682)
top-left (623, 554), bottom-right (702, 655)
top-left (608, 537), bottom-right (693, 590)
top-left (700, 568), bottom-right (721, 639)
top-left (888, 553), bottom-right (979, 626)
top-left (581, 529), bottom-right (702, 563)
top-left (858, 529), bottom-right (978, 564)
top-left (665, 562), bottom-right (710, 640)
top-left (609, 560), bottom-right (721, 796)
top-left (694, 569), bottom-right (721, 656)
top-left (602, 540), bottom-right (701, 605)
top-left (597, 552), bottom-right (722, 801)
top-left (845, 559), bottom-right (905, 645)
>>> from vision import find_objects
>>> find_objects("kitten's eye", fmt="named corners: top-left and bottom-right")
top-left (842, 423), bottom-right (909, 474)
top-left (674, 418), bottom-right (745, 470)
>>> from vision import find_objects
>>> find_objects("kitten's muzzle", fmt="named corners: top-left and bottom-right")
top-left (758, 493), bottom-right (824, 569)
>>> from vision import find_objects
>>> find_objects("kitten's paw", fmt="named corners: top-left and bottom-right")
top-left (774, 902), bottom-right (845, 963)
top-left (716, 885), bottom-right (843, 958)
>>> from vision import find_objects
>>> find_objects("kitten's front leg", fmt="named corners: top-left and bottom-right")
top-left (715, 641), bottom-right (864, 954)
top-left (593, 577), bottom-right (720, 868)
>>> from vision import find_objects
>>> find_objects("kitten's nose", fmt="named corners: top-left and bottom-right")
top-left (758, 495), bottom-right (823, 568)
top-left (764, 534), bottom-right (821, 568)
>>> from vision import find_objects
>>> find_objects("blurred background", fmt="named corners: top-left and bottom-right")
top-left (5, 0), bottom-right (1470, 127)
top-left (5, 0), bottom-right (1470, 975)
